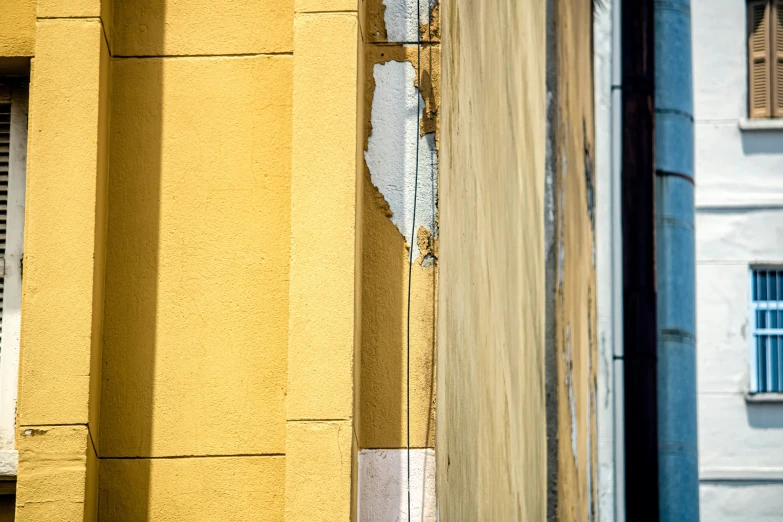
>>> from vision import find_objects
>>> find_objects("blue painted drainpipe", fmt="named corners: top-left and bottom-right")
top-left (654, 0), bottom-right (699, 520)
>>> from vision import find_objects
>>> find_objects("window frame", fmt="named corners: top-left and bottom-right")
top-left (747, 0), bottom-right (783, 119)
top-left (0, 79), bottom-right (27, 477)
top-left (749, 266), bottom-right (783, 394)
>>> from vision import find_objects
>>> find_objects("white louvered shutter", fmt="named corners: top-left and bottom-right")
top-left (0, 80), bottom-right (26, 461)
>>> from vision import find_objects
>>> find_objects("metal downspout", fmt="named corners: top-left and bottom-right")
top-left (610, 0), bottom-right (625, 520)
top-left (654, 0), bottom-right (699, 520)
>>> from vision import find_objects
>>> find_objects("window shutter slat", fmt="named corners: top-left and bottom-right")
top-left (772, 0), bottom-right (783, 116)
top-left (0, 101), bottom-right (8, 349)
top-left (749, 0), bottom-right (772, 118)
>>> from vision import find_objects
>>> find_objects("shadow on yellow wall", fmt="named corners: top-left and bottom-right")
top-left (100, 3), bottom-right (164, 517)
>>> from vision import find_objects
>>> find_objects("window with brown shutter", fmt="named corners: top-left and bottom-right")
top-left (748, 0), bottom-right (783, 118)
top-left (773, 0), bottom-right (783, 116)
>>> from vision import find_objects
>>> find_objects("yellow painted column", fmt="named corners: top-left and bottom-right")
top-left (16, 1), bottom-right (111, 520)
top-left (287, 1), bottom-right (363, 520)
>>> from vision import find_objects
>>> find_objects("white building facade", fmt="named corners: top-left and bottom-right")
top-left (693, 0), bottom-right (783, 519)
top-left (595, 1), bottom-right (783, 520)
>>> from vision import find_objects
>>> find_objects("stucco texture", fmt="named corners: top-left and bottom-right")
top-left (287, 10), bottom-right (362, 522)
top-left (16, 17), bottom-right (110, 521)
top-left (0, 0), bottom-right (35, 57)
top-left (360, 43), bottom-right (439, 450)
top-left (111, 0), bottom-right (293, 56)
top-left (100, 54), bottom-right (291, 459)
top-left (436, 0), bottom-right (547, 520)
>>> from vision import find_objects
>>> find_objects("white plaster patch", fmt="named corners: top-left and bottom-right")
top-left (358, 449), bottom-right (436, 522)
top-left (366, 60), bottom-right (438, 261)
top-left (565, 325), bottom-right (578, 466)
top-left (382, 0), bottom-right (437, 43)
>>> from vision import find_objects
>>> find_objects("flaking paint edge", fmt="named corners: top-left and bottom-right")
top-left (365, 59), bottom-right (438, 262)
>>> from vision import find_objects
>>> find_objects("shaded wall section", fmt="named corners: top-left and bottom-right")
top-left (97, 1), bottom-right (293, 520)
top-left (436, 0), bottom-right (547, 519)
top-left (547, 0), bottom-right (599, 520)
top-left (357, 0), bottom-right (440, 517)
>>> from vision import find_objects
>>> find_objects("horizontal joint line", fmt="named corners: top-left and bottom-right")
top-left (361, 447), bottom-right (435, 451)
top-left (113, 52), bottom-right (293, 59)
top-left (656, 169), bottom-right (694, 185)
top-left (297, 10), bottom-right (359, 14)
top-left (38, 16), bottom-right (101, 20)
top-left (368, 41), bottom-right (439, 46)
top-left (656, 107), bottom-right (694, 122)
top-left (287, 418), bottom-right (351, 422)
top-left (99, 453), bottom-right (285, 460)
top-left (20, 423), bottom-right (86, 428)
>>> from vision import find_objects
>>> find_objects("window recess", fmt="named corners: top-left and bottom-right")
top-left (0, 80), bottom-right (27, 477)
top-left (747, 0), bottom-right (783, 118)
top-left (750, 267), bottom-right (783, 393)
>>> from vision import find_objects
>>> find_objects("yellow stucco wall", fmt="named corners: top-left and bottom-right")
top-left (100, 55), bottom-right (291, 459)
top-left (16, 8), bottom-right (110, 519)
top-left (9, 0), bottom-right (435, 519)
top-left (14, 0), bottom-right (317, 520)
top-left (0, 1), bottom-right (36, 57)
top-left (436, 0), bottom-right (547, 520)
top-left (287, 6), bottom-right (362, 521)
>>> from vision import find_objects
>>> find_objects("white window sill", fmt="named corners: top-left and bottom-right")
top-left (745, 392), bottom-right (783, 403)
top-left (701, 467), bottom-right (783, 482)
top-left (738, 118), bottom-right (783, 131)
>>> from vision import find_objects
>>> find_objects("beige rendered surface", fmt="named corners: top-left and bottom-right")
top-left (436, 0), bottom-right (547, 519)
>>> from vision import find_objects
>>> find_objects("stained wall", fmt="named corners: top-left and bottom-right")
top-left (357, 1), bottom-right (440, 519)
top-left (437, 0), bottom-right (598, 520)
top-left (436, 0), bottom-right (548, 519)
top-left (547, 0), bottom-right (599, 519)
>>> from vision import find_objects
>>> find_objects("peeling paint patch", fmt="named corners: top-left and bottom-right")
top-left (358, 449), bottom-right (436, 521)
top-left (382, 0), bottom-right (437, 42)
top-left (366, 60), bottom-right (439, 261)
top-left (565, 325), bottom-right (577, 466)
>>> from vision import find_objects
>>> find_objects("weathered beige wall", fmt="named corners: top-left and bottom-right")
top-left (549, 0), bottom-right (598, 519)
top-left (436, 0), bottom-right (547, 519)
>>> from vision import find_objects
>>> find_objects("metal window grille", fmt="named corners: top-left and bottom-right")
top-left (751, 268), bottom-right (783, 393)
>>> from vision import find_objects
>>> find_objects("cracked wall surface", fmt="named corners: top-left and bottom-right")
top-left (548, 0), bottom-right (599, 520)
top-left (358, 0), bottom-right (440, 519)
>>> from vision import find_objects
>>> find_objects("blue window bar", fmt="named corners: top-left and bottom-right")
top-left (751, 268), bottom-right (783, 393)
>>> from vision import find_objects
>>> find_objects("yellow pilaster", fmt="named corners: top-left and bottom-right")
top-left (15, 4), bottom-right (110, 520)
top-left (287, 4), bottom-right (363, 520)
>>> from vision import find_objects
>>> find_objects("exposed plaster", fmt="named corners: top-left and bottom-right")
top-left (565, 324), bottom-right (578, 466)
top-left (358, 449), bottom-right (436, 521)
top-left (382, 0), bottom-right (438, 43)
top-left (366, 60), bottom-right (438, 262)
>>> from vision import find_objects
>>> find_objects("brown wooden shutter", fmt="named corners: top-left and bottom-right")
top-left (749, 0), bottom-right (772, 118)
top-left (772, 0), bottom-right (783, 116)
